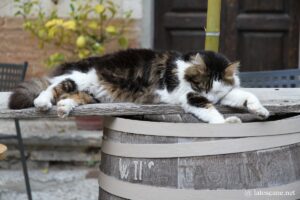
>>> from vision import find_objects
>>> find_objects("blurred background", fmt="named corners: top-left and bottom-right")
top-left (0, 0), bottom-right (299, 79)
top-left (0, 0), bottom-right (299, 200)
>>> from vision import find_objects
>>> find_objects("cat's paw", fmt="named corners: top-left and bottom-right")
top-left (34, 96), bottom-right (52, 111)
top-left (57, 99), bottom-right (77, 118)
top-left (247, 100), bottom-right (269, 119)
top-left (225, 116), bottom-right (242, 124)
top-left (251, 106), bottom-right (269, 119)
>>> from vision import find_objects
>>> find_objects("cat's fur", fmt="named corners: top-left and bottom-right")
top-left (9, 49), bottom-right (269, 123)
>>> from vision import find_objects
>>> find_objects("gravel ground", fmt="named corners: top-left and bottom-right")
top-left (0, 168), bottom-right (99, 200)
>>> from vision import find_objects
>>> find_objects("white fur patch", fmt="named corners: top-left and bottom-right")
top-left (50, 69), bottom-right (100, 92)
top-left (183, 104), bottom-right (225, 123)
top-left (54, 69), bottom-right (111, 101)
top-left (156, 59), bottom-right (193, 104)
top-left (201, 80), bottom-right (233, 104)
top-left (220, 88), bottom-right (269, 119)
top-left (57, 98), bottom-right (78, 118)
top-left (33, 90), bottom-right (53, 111)
top-left (155, 59), bottom-right (242, 123)
top-left (34, 69), bottom-right (112, 111)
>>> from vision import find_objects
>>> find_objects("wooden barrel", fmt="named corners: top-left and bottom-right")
top-left (98, 115), bottom-right (300, 200)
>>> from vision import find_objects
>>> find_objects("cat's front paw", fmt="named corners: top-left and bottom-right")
top-left (225, 116), bottom-right (242, 124)
top-left (57, 99), bottom-right (77, 118)
top-left (247, 100), bottom-right (269, 119)
top-left (251, 106), bottom-right (269, 119)
top-left (34, 96), bottom-right (52, 111)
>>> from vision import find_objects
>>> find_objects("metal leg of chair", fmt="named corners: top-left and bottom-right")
top-left (15, 119), bottom-right (32, 200)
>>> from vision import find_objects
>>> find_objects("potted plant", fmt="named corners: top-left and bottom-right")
top-left (15, 0), bottom-right (132, 130)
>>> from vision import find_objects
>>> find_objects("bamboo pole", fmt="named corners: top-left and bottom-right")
top-left (205, 0), bottom-right (222, 52)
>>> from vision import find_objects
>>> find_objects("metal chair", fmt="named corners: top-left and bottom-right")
top-left (0, 62), bottom-right (32, 200)
top-left (240, 69), bottom-right (300, 88)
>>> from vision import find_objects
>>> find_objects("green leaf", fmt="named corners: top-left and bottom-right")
top-left (70, 3), bottom-right (75, 12)
top-left (118, 37), bottom-right (128, 48)
top-left (38, 11), bottom-right (45, 19)
top-left (51, 53), bottom-right (64, 62)
top-left (17, 0), bottom-right (132, 66)
top-left (14, 10), bottom-right (22, 16)
top-left (107, 1), bottom-right (115, 7)
top-left (100, 14), bottom-right (107, 21)
top-left (49, 10), bottom-right (58, 19)
top-left (46, 53), bottom-right (65, 67)
top-left (107, 7), bottom-right (116, 16)
top-left (124, 10), bottom-right (133, 19)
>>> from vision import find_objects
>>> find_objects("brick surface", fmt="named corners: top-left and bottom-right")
top-left (0, 17), bottom-right (141, 79)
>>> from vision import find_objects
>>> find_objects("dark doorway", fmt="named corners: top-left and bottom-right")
top-left (154, 0), bottom-right (300, 71)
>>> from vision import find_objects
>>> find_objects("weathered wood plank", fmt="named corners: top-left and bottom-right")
top-left (0, 103), bottom-right (299, 119)
top-left (0, 88), bottom-right (299, 119)
top-left (0, 103), bottom-right (183, 119)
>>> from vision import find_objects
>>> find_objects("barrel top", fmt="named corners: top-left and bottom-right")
top-left (104, 116), bottom-right (300, 137)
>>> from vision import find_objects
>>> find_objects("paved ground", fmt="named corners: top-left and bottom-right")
top-left (0, 168), bottom-right (99, 200)
top-left (0, 90), bottom-right (100, 200)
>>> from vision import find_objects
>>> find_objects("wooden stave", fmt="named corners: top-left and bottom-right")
top-left (99, 115), bottom-right (300, 200)
top-left (99, 187), bottom-right (125, 200)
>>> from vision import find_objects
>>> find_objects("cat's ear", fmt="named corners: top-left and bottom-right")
top-left (192, 53), bottom-right (206, 72)
top-left (193, 53), bottom-right (204, 64)
top-left (195, 53), bottom-right (202, 63)
top-left (225, 61), bottom-right (240, 77)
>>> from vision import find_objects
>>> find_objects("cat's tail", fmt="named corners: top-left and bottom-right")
top-left (8, 78), bottom-right (50, 109)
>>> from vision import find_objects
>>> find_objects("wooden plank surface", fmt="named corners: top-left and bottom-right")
top-left (0, 88), bottom-right (299, 119)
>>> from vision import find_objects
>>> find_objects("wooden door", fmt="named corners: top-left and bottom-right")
top-left (154, 0), bottom-right (208, 52)
top-left (154, 0), bottom-right (300, 71)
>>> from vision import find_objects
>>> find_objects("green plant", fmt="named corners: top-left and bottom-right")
top-left (14, 0), bottom-right (132, 67)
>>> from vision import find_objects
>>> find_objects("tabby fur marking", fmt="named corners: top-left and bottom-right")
top-left (9, 49), bottom-right (269, 123)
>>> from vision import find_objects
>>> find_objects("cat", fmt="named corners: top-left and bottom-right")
top-left (9, 49), bottom-right (269, 123)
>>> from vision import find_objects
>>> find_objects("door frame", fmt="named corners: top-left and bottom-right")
top-left (299, 25), bottom-right (300, 67)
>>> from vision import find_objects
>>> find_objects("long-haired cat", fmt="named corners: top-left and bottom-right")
top-left (9, 49), bottom-right (269, 123)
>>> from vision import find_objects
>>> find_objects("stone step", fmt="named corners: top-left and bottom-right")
top-left (0, 168), bottom-right (99, 200)
top-left (0, 119), bottom-right (102, 147)
top-left (0, 119), bottom-right (102, 168)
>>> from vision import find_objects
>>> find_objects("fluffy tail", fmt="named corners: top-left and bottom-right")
top-left (9, 78), bottom-right (50, 109)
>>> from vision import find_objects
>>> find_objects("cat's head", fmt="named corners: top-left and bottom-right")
top-left (184, 51), bottom-right (240, 92)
